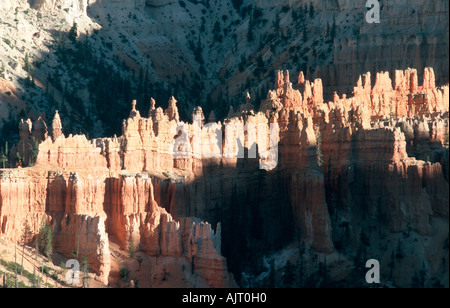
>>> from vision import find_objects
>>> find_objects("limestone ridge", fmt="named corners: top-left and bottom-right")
top-left (1, 67), bottom-right (449, 287)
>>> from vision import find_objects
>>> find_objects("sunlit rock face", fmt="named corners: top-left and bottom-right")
top-left (1, 67), bottom-right (448, 287)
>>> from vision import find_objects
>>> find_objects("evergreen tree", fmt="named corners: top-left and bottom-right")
top-left (38, 220), bottom-right (53, 259)
top-left (247, 14), bottom-right (255, 42)
top-left (69, 22), bottom-right (78, 43)
top-left (388, 250), bottom-right (395, 280)
top-left (0, 61), bottom-right (5, 77)
top-left (24, 53), bottom-right (33, 85)
top-left (120, 267), bottom-right (129, 283)
top-left (411, 267), bottom-right (426, 288)
top-left (297, 242), bottom-right (306, 287)
top-left (330, 15), bottom-right (337, 39)
top-left (30, 137), bottom-right (39, 166)
top-left (268, 259), bottom-right (276, 287)
top-left (360, 229), bottom-right (370, 261)
top-left (273, 11), bottom-right (280, 33)
top-left (309, 2), bottom-right (315, 18)
top-left (14, 241), bottom-right (18, 288)
top-left (302, 24), bottom-right (308, 42)
top-left (292, 7), bottom-right (298, 21)
top-left (1, 142), bottom-right (8, 168)
top-left (231, 0), bottom-right (243, 11)
top-left (128, 238), bottom-right (136, 259)
top-left (283, 261), bottom-right (295, 287)
top-left (81, 256), bottom-right (90, 288)
top-left (316, 129), bottom-right (323, 167)
top-left (213, 21), bottom-right (222, 42)
top-left (24, 53), bottom-right (30, 73)
top-left (194, 36), bottom-right (204, 65)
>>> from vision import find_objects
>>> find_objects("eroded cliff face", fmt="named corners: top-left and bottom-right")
top-left (1, 67), bottom-right (448, 287)
top-left (0, 168), bottom-right (234, 287)
top-left (321, 0), bottom-right (449, 94)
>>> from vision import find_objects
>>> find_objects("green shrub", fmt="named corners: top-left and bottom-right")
top-left (3, 38), bottom-right (12, 48)
top-left (119, 267), bottom-right (129, 282)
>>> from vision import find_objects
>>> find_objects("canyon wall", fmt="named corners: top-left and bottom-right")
top-left (321, 0), bottom-right (449, 96)
top-left (1, 67), bottom-right (448, 287)
top-left (0, 167), bottom-right (234, 287)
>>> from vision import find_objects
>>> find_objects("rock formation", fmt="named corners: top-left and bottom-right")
top-left (1, 67), bottom-right (448, 288)
top-left (165, 96), bottom-right (180, 122)
top-left (32, 115), bottom-right (48, 143)
top-left (51, 110), bottom-right (63, 141)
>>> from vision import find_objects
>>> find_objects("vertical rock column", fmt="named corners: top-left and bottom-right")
top-left (54, 172), bottom-right (111, 284)
top-left (0, 169), bottom-right (48, 244)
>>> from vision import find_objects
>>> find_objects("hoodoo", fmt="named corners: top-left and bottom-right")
top-left (1, 67), bottom-right (448, 287)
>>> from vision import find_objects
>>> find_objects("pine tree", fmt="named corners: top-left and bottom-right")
top-left (360, 229), bottom-right (370, 261)
top-left (388, 250), bottom-right (395, 280)
top-left (330, 15), bottom-right (337, 39)
top-left (232, 0), bottom-right (243, 11)
top-left (128, 238), bottom-right (136, 259)
top-left (137, 255), bottom-right (143, 271)
top-left (38, 220), bottom-right (53, 259)
top-left (302, 25), bottom-right (308, 42)
top-left (25, 53), bottom-right (30, 71)
top-left (247, 18), bottom-right (254, 42)
top-left (81, 256), bottom-right (90, 288)
top-left (1, 142), bottom-right (8, 168)
top-left (69, 22), bottom-right (78, 43)
top-left (283, 261), bottom-right (295, 287)
top-left (14, 241), bottom-right (18, 288)
top-left (30, 137), bottom-right (39, 166)
top-left (0, 61), bottom-right (5, 78)
top-left (411, 267), bottom-right (426, 288)
top-left (24, 53), bottom-right (33, 85)
top-left (268, 259), bottom-right (276, 287)
top-left (273, 11), bottom-right (280, 33)
top-left (316, 129), bottom-right (323, 167)
top-left (33, 238), bottom-right (40, 288)
top-left (21, 221), bottom-right (31, 277)
top-left (213, 21), bottom-right (222, 42)
top-left (292, 7), bottom-right (298, 21)
top-left (309, 2), bottom-right (315, 18)
top-left (297, 242), bottom-right (306, 287)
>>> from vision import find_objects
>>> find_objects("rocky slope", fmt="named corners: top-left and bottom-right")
top-left (0, 0), bottom-right (448, 144)
top-left (1, 66), bottom-right (448, 287)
